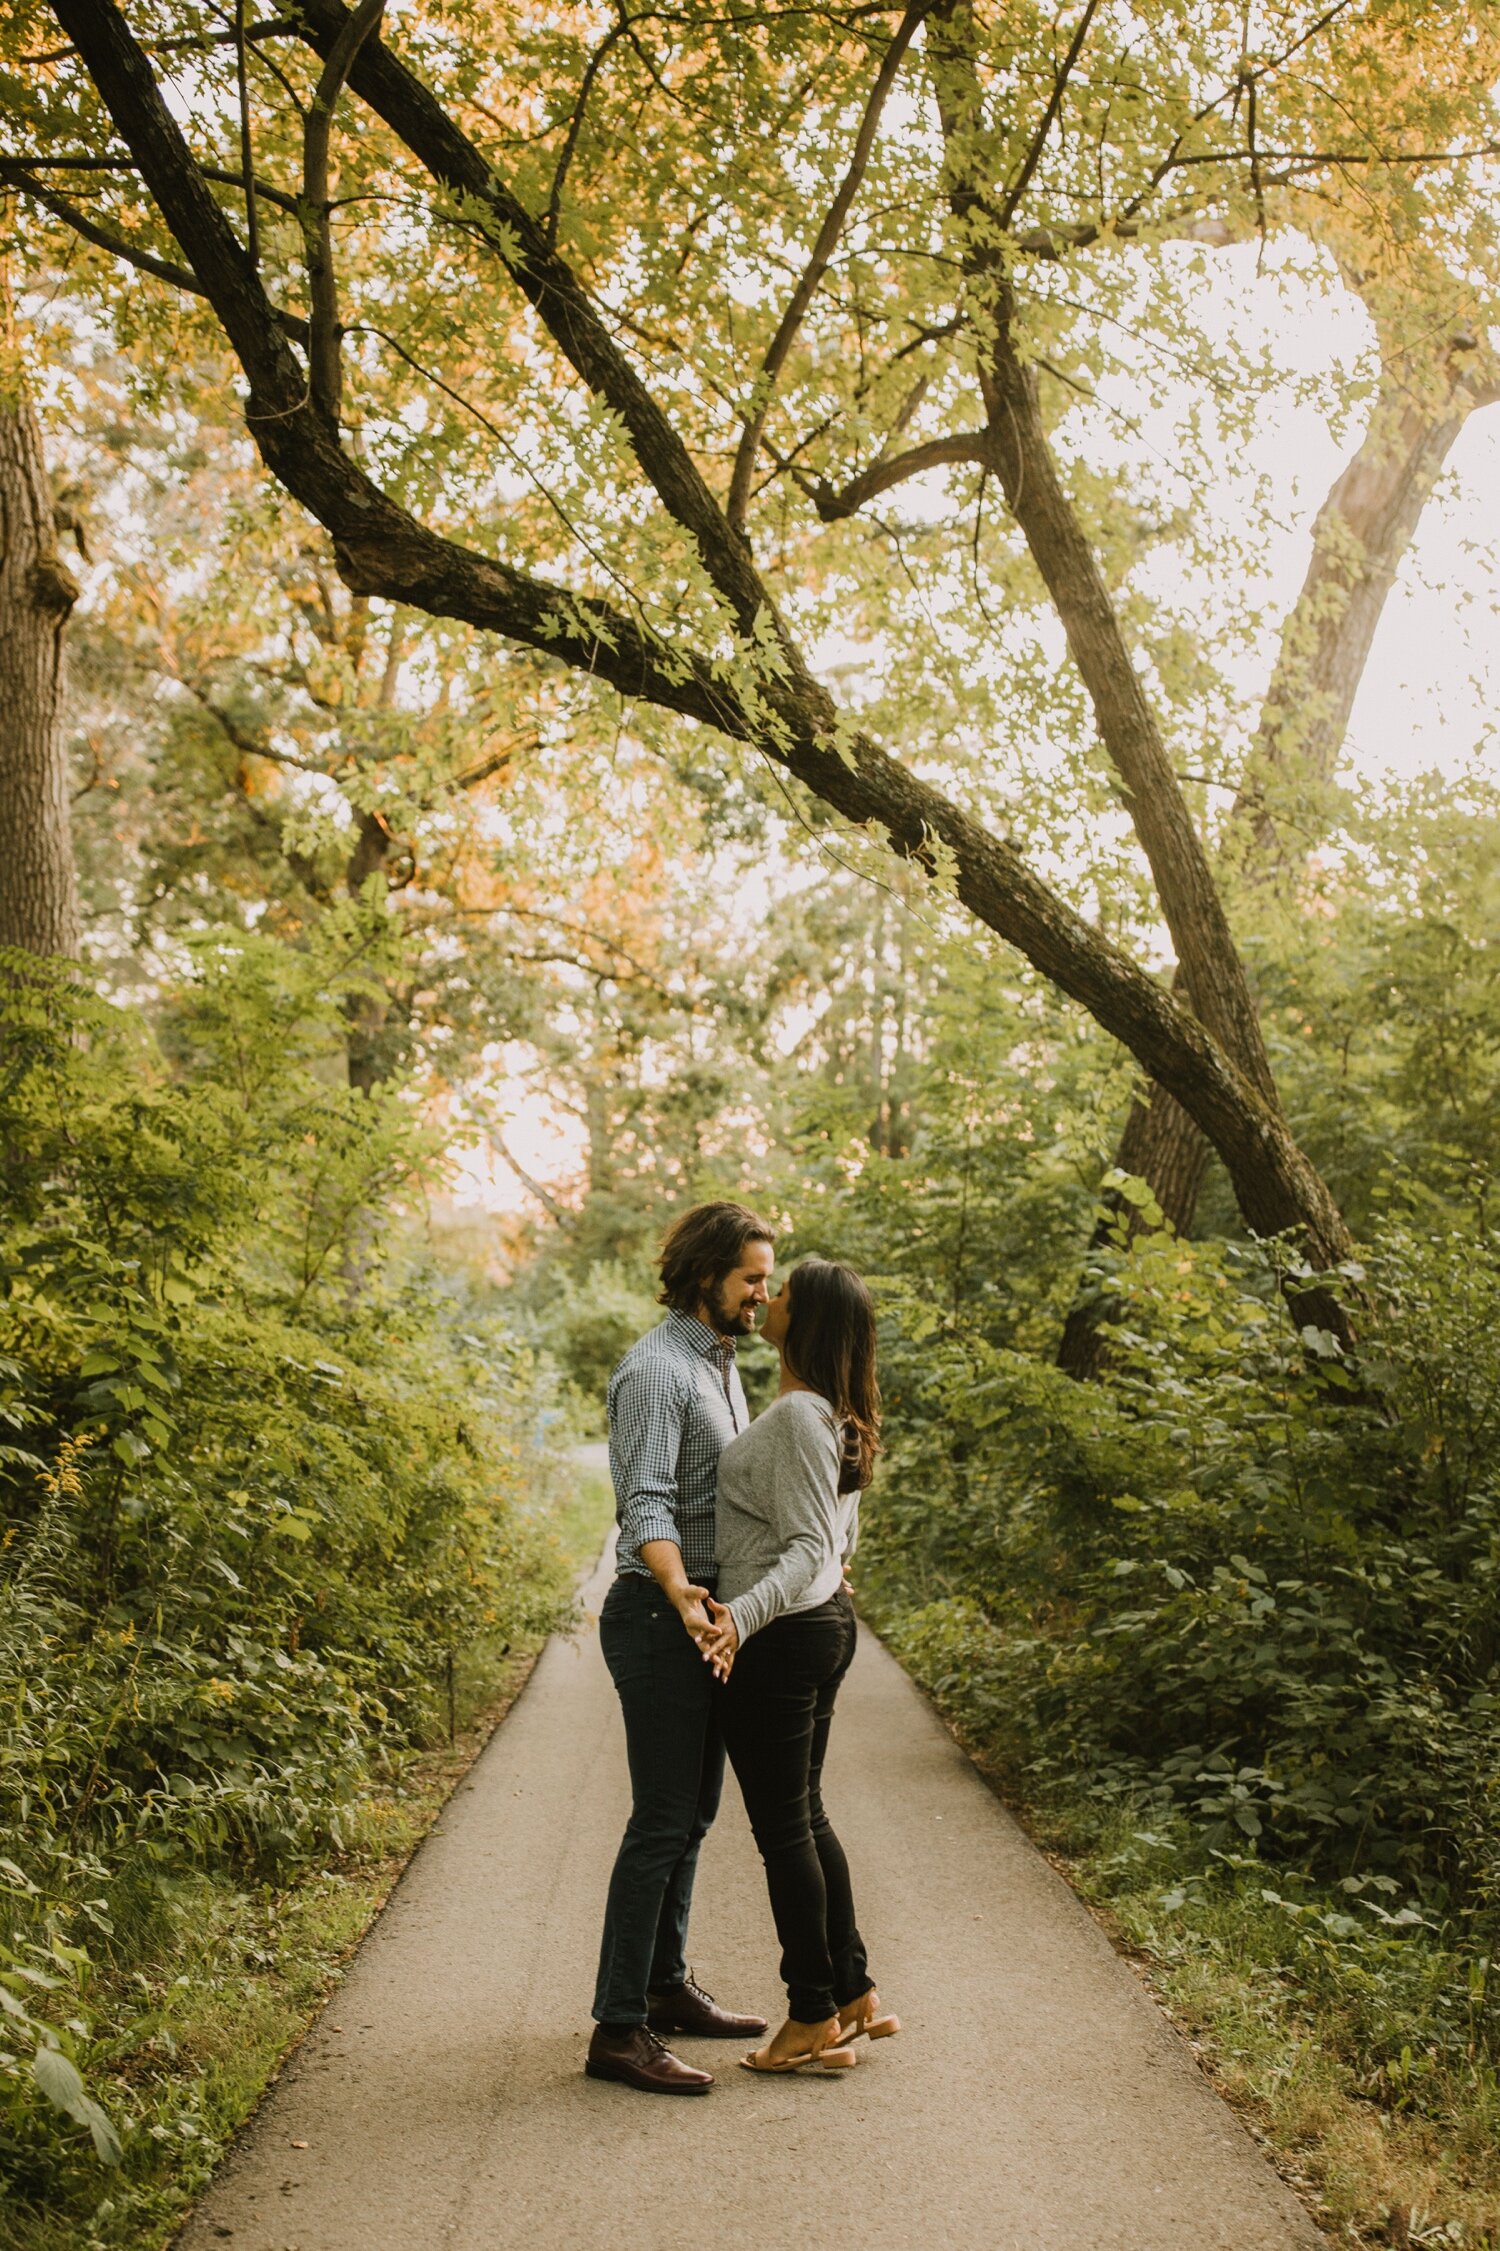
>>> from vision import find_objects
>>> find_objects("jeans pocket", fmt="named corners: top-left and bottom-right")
top-left (601, 1590), bottom-right (671, 1691)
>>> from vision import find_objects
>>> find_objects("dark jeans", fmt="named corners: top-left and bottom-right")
top-left (719, 1590), bottom-right (869, 2025)
top-left (592, 1572), bottom-right (726, 2026)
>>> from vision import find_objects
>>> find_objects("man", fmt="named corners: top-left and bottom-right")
top-left (585, 1201), bottom-right (776, 2095)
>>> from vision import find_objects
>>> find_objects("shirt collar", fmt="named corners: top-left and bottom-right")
top-left (666, 1308), bottom-right (737, 1362)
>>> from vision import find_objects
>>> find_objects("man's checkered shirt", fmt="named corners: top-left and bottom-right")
top-left (608, 1310), bottom-right (749, 1581)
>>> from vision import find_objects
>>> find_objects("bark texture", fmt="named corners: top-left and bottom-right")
top-left (1057, 363), bottom-right (1489, 1373)
top-left (0, 368), bottom-right (80, 960)
top-left (977, 319), bottom-right (1278, 1104)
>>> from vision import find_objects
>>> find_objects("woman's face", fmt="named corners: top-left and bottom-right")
top-left (759, 1274), bottom-right (792, 1350)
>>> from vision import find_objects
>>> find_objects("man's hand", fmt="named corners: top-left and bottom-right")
top-left (670, 1583), bottom-right (714, 1644)
top-left (639, 1541), bottom-right (714, 1648)
top-left (699, 1598), bottom-right (740, 1681)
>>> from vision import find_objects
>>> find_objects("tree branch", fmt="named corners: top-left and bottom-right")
top-left (452, 729), bottom-right (534, 792)
top-left (486, 1126), bottom-right (567, 1219)
top-left (234, 0), bottom-right (260, 267)
top-left (300, 0), bottom-right (383, 427)
top-left (725, 0), bottom-right (931, 531)
top-left (811, 428), bottom-right (992, 518)
top-left (2, 161), bottom-right (310, 343)
top-left (0, 151), bottom-right (301, 211)
top-left (543, 14), bottom-right (628, 250)
top-left (997, 0), bottom-right (1102, 229)
top-left (15, 14), bottom-right (296, 64)
top-left (2, 162), bottom-right (207, 298)
top-left (289, 0), bottom-right (772, 640)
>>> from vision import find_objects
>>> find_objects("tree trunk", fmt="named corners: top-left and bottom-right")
top-left (1058, 982), bottom-right (1209, 1378)
top-left (976, 315), bottom-right (1279, 1105)
top-left (0, 334), bottom-right (80, 961)
top-left (1232, 375), bottom-right (1479, 876)
top-left (1057, 360), bottom-right (1490, 1372)
top-left (343, 806), bottom-right (393, 1091)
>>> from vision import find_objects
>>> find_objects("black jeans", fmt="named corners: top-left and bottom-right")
top-left (592, 1572), bottom-right (726, 2026)
top-left (719, 1590), bottom-right (869, 2024)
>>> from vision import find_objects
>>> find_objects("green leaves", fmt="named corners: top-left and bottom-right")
top-left (32, 2042), bottom-right (123, 2167)
top-left (0, 938), bottom-right (576, 2225)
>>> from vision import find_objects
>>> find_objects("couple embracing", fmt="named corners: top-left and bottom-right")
top-left (584, 1201), bottom-right (899, 2093)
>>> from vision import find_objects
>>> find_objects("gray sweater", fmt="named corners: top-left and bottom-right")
top-left (714, 1390), bottom-right (859, 1644)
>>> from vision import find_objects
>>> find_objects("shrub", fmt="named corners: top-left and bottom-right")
top-left (0, 941), bottom-right (570, 2207)
top-left (859, 1219), bottom-right (1500, 1907)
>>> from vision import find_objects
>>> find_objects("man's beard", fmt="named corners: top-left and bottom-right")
top-left (705, 1284), bottom-right (758, 1337)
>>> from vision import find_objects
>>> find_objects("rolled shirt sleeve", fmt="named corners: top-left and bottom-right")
top-left (609, 1358), bottom-right (690, 1571)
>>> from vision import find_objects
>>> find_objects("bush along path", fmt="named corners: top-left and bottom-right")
top-left (0, 949), bottom-right (599, 2251)
top-left (173, 1540), bottom-right (1319, 2251)
top-left (847, 1219), bottom-right (1500, 2248)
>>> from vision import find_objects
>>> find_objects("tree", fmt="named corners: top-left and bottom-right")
top-left (1059, 310), bottom-right (1500, 1374)
top-left (0, 272), bottom-right (80, 959)
top-left (7, 0), bottom-right (1497, 1338)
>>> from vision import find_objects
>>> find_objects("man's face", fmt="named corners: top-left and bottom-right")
top-left (702, 1240), bottom-right (775, 1337)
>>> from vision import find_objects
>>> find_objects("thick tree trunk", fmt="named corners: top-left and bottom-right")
top-left (1232, 379), bottom-right (1476, 876)
top-left (977, 320), bottom-right (1279, 1105)
top-left (1057, 366), bottom-right (1487, 1372)
top-left (0, 348), bottom-right (80, 961)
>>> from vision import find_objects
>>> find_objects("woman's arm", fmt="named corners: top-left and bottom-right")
top-left (723, 1400), bottom-right (843, 1646)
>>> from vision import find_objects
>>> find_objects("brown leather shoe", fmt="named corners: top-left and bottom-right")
top-left (647, 1975), bottom-right (769, 2040)
top-left (585, 2025), bottom-right (713, 2095)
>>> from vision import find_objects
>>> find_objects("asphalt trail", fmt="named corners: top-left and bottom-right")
top-left (178, 1510), bottom-right (1320, 2251)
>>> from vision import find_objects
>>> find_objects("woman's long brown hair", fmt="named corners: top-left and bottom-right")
top-left (782, 1257), bottom-right (881, 1492)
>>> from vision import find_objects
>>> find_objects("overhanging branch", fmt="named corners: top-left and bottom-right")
top-left (725, 0), bottom-right (931, 532)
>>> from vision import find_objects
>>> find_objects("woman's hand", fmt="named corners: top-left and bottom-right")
top-left (699, 1598), bottom-right (740, 1681)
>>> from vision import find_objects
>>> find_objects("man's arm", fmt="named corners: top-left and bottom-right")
top-left (639, 1539), bottom-right (714, 1649)
top-left (611, 1363), bottom-right (713, 1646)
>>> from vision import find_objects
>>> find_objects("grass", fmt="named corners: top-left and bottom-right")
top-left (546, 1454), bottom-right (615, 1579)
top-left (0, 1462), bottom-right (617, 2251)
top-left (1048, 1806), bottom-right (1500, 2250)
top-left (875, 1636), bottom-right (1500, 2251)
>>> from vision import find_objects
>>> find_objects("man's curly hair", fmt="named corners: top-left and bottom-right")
top-left (657, 1201), bottom-right (775, 1315)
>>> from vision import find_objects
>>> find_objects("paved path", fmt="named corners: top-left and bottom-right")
top-left (179, 1527), bottom-right (1321, 2251)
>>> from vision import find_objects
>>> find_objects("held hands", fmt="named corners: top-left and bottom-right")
top-left (667, 1582), bottom-right (737, 1680)
top-left (669, 1583), bottom-right (714, 1644)
top-left (697, 1598), bottom-right (740, 1681)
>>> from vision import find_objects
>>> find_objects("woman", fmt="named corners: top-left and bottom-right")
top-left (700, 1255), bottom-right (899, 2075)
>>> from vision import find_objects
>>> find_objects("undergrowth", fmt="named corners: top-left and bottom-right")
top-left (0, 940), bottom-right (595, 2245)
top-left (857, 1211), bottom-right (1500, 2249)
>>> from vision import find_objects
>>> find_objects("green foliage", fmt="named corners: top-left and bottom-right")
top-left (517, 1259), bottom-right (662, 1427)
top-left (0, 942), bottom-right (572, 2226)
top-left (861, 1217), bottom-right (1500, 1897)
top-left (1021, 1807), bottom-right (1500, 2245)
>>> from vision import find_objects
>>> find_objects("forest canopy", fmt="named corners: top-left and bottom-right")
top-left (6, 0), bottom-right (1499, 1321)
